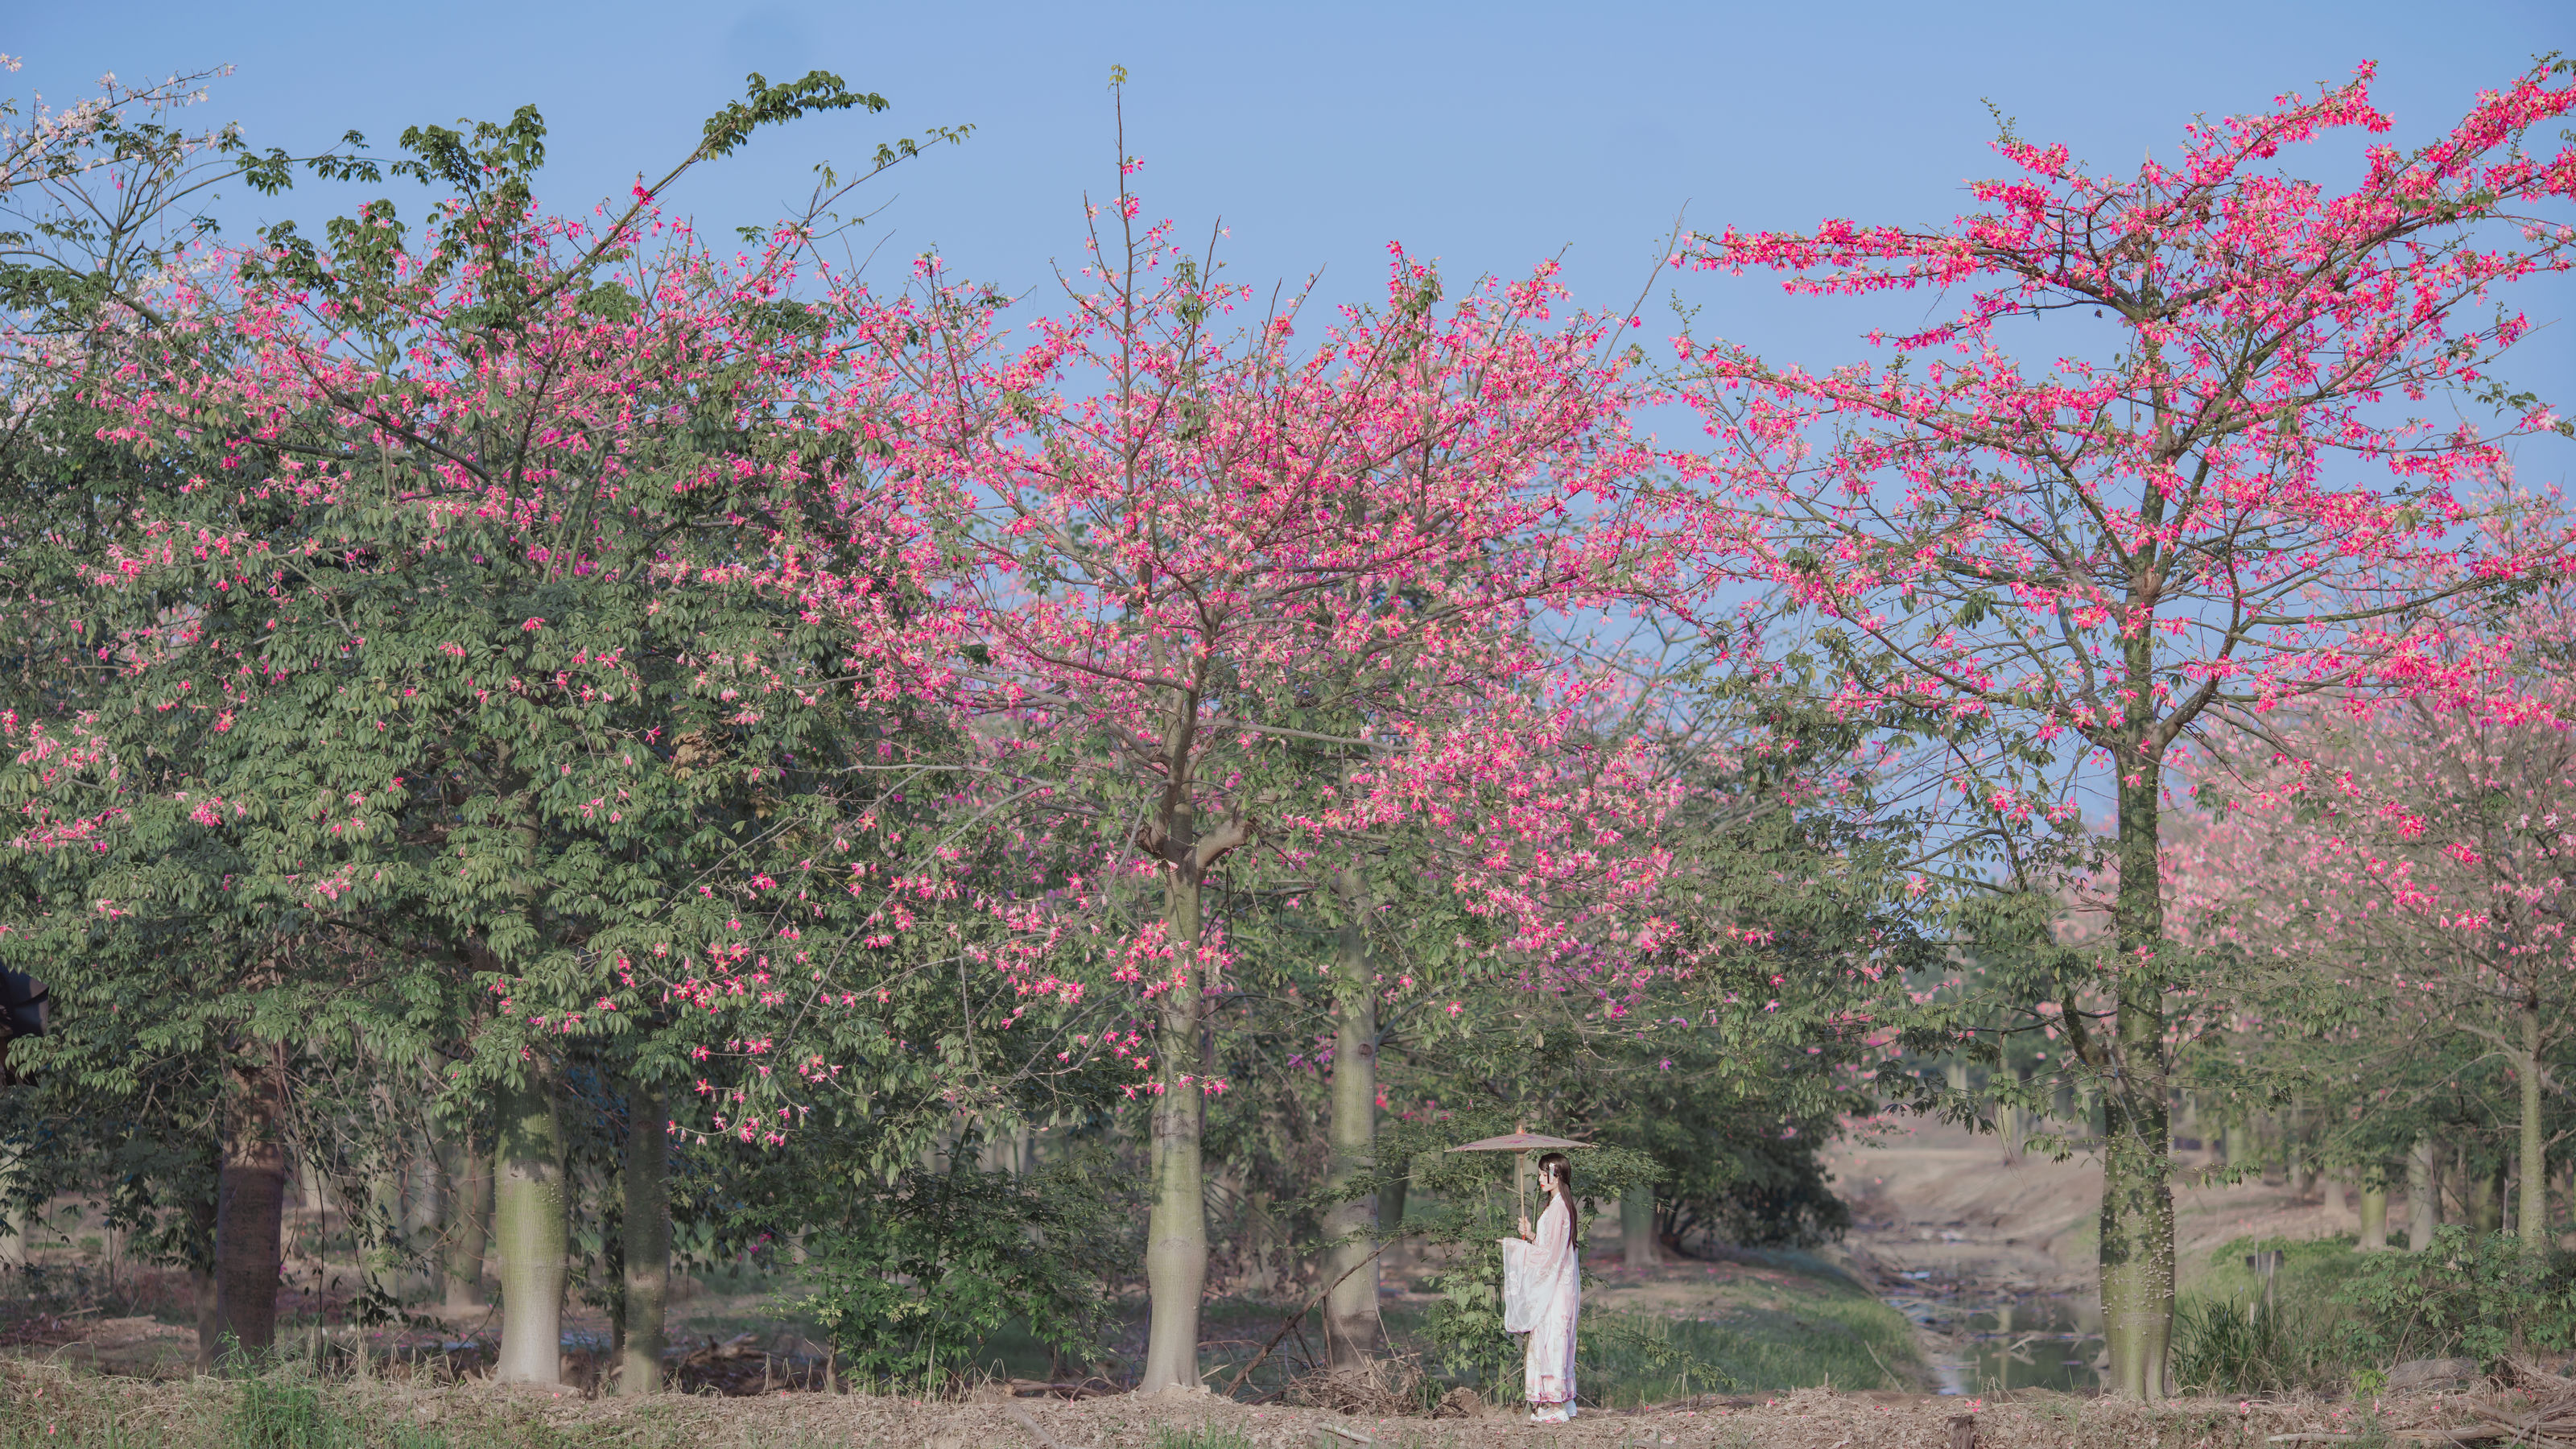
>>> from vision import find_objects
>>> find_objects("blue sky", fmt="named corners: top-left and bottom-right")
top-left (12, 0), bottom-right (2574, 446)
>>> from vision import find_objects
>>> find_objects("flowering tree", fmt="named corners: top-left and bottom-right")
top-left (878, 114), bottom-right (1667, 1385)
top-left (2174, 576), bottom-right (2576, 1261)
top-left (1673, 61), bottom-right (2576, 1396)
top-left (0, 76), bottom-right (980, 1384)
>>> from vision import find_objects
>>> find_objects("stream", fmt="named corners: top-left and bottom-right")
top-left (1880, 1269), bottom-right (2104, 1395)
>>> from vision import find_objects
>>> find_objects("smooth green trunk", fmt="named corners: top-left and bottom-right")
top-left (1139, 870), bottom-right (1209, 1394)
top-left (620, 1085), bottom-right (669, 1395)
top-left (1621, 1186), bottom-right (1660, 1267)
top-left (2471, 1166), bottom-right (2503, 1236)
top-left (2408, 1138), bottom-right (2441, 1251)
top-left (492, 1067), bottom-right (568, 1385)
top-left (2099, 756), bottom-right (2174, 1400)
top-left (1321, 866), bottom-right (1385, 1369)
top-left (443, 1126), bottom-right (492, 1311)
top-left (2358, 1184), bottom-right (2388, 1250)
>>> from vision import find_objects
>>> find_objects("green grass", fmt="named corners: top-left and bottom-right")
top-left (2173, 1235), bottom-right (2368, 1397)
top-left (1149, 1429), bottom-right (1255, 1449)
top-left (1579, 1299), bottom-right (1918, 1405)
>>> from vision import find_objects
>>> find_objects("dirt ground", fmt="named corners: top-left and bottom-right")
top-left (1825, 1116), bottom-right (2371, 1290)
top-left (0, 1359), bottom-right (2513, 1449)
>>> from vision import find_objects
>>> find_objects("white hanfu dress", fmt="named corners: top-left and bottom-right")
top-left (1501, 1192), bottom-right (1579, 1418)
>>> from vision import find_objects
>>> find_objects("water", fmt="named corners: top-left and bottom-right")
top-left (1881, 1272), bottom-right (2103, 1395)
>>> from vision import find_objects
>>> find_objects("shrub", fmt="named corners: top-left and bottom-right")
top-left (794, 1164), bottom-right (1127, 1389)
top-left (2330, 1224), bottom-right (2576, 1365)
top-left (2173, 1296), bottom-right (2339, 1396)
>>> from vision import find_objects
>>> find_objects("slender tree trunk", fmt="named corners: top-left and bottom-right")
top-left (2223, 1117), bottom-right (2252, 1173)
top-left (2467, 1166), bottom-right (2499, 1235)
top-left (2359, 1183), bottom-right (2388, 1250)
top-left (2522, 1000), bottom-right (2549, 1259)
top-left (1378, 1159), bottom-right (1410, 1271)
top-left (1321, 865), bottom-right (1385, 1370)
top-left (189, 1171), bottom-right (221, 1372)
top-left (2099, 753), bottom-right (2174, 1400)
top-left (213, 1048), bottom-right (289, 1361)
top-left (0, 1144), bottom-right (25, 1272)
top-left (2322, 1174), bottom-right (2347, 1220)
top-left (1621, 1187), bottom-right (1661, 1268)
top-left (1140, 865), bottom-right (1210, 1394)
top-left (443, 1125), bottom-right (493, 1311)
top-left (492, 1063), bottom-right (568, 1385)
top-left (620, 1084), bottom-right (669, 1396)
top-left (2002, 1064), bottom-right (2030, 1165)
top-left (2408, 1138), bottom-right (2441, 1251)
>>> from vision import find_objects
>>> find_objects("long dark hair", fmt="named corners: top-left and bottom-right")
top-left (1535, 1152), bottom-right (1571, 1199)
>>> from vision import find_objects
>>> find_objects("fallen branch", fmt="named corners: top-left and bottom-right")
top-left (1005, 1402), bottom-right (1071, 1449)
top-left (1219, 1241), bottom-right (1392, 1400)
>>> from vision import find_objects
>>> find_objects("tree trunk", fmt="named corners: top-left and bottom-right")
top-left (188, 1170), bottom-right (221, 1372)
top-left (2099, 756), bottom-right (2174, 1401)
top-left (1320, 865), bottom-right (1385, 1371)
top-left (1621, 1186), bottom-right (1661, 1268)
top-left (0, 1144), bottom-right (25, 1272)
top-left (2358, 1183), bottom-right (2388, 1250)
top-left (1140, 867), bottom-right (1210, 1394)
top-left (443, 1125), bottom-right (493, 1311)
top-left (2002, 1065), bottom-right (2031, 1165)
top-left (2408, 1138), bottom-right (2441, 1251)
top-left (2522, 1000), bottom-right (2549, 1259)
top-left (492, 1063), bottom-right (568, 1385)
top-left (2467, 1165), bottom-right (2500, 1236)
top-left (213, 1049), bottom-right (289, 1360)
top-left (620, 1084), bottom-right (669, 1396)
top-left (2222, 1117), bottom-right (2252, 1173)
top-left (2322, 1174), bottom-right (2347, 1220)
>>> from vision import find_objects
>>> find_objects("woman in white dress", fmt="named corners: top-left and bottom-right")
top-left (1502, 1151), bottom-right (1581, 1422)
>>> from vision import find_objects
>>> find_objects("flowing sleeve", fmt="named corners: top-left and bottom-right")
top-left (1523, 1197), bottom-right (1574, 1291)
top-left (1501, 1238), bottom-right (1538, 1334)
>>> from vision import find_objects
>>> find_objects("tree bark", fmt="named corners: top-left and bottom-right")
top-left (2098, 755), bottom-right (2174, 1401)
top-left (492, 1063), bottom-right (568, 1385)
top-left (1377, 1158), bottom-right (1409, 1271)
top-left (2358, 1183), bottom-right (2388, 1250)
top-left (1140, 865), bottom-right (1211, 1394)
top-left (2522, 1000), bottom-right (2549, 1259)
top-left (443, 1125), bottom-right (493, 1311)
top-left (213, 1048), bottom-right (289, 1361)
top-left (2322, 1174), bottom-right (2346, 1220)
top-left (620, 1084), bottom-right (669, 1396)
top-left (1321, 865), bottom-right (1385, 1370)
top-left (2408, 1138), bottom-right (2442, 1251)
top-left (188, 1169), bottom-right (221, 1372)
top-left (1621, 1186), bottom-right (1661, 1268)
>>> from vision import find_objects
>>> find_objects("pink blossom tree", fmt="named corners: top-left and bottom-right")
top-left (2173, 570), bottom-right (2576, 1261)
top-left (1671, 61), bottom-right (2576, 1397)
top-left (873, 116), bottom-right (1669, 1387)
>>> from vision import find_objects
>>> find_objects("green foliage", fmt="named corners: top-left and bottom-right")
top-left (1583, 1298), bottom-right (1915, 1401)
top-left (2172, 1297), bottom-right (2339, 1397)
top-left (225, 1379), bottom-right (448, 1449)
top-left (2331, 1225), bottom-right (2576, 1364)
top-left (795, 1165), bottom-right (1129, 1386)
top-left (2178, 1228), bottom-right (2576, 1390)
